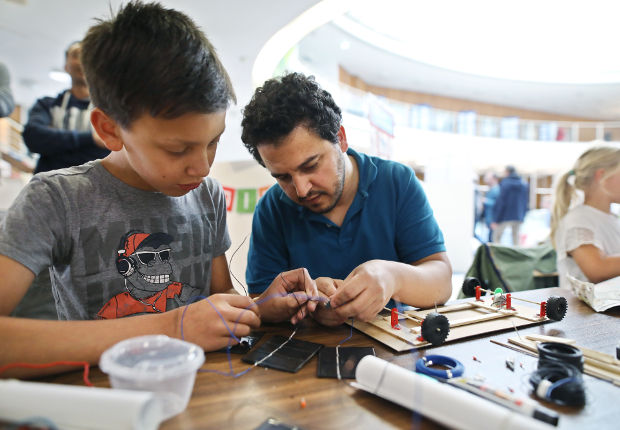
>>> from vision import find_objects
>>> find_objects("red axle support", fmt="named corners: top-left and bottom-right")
top-left (539, 301), bottom-right (546, 318)
top-left (391, 307), bottom-right (399, 329)
top-left (505, 293), bottom-right (512, 309)
top-left (475, 285), bottom-right (482, 301)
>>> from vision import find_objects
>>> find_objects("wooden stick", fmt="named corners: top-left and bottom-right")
top-left (526, 334), bottom-right (620, 366)
top-left (525, 334), bottom-right (575, 344)
top-left (489, 339), bottom-right (538, 357)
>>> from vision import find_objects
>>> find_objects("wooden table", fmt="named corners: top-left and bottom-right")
top-left (44, 288), bottom-right (620, 429)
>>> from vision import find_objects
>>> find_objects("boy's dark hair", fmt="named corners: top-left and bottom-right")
top-left (241, 72), bottom-right (342, 166)
top-left (81, 1), bottom-right (235, 128)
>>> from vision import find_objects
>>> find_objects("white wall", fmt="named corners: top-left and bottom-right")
top-left (210, 160), bottom-right (275, 291)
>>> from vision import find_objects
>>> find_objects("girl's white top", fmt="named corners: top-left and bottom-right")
top-left (555, 204), bottom-right (620, 288)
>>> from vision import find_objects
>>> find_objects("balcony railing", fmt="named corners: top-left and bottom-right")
top-left (337, 83), bottom-right (620, 143)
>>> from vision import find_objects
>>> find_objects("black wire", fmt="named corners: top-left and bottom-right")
top-left (537, 342), bottom-right (584, 372)
top-left (529, 361), bottom-right (586, 407)
top-left (227, 234), bottom-right (249, 296)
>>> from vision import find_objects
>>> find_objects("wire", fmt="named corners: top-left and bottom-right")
top-left (529, 361), bottom-right (586, 407)
top-left (537, 341), bottom-right (584, 372)
top-left (227, 235), bottom-right (249, 296)
top-left (179, 291), bottom-right (327, 378)
top-left (415, 355), bottom-right (464, 379)
top-left (335, 317), bottom-right (355, 380)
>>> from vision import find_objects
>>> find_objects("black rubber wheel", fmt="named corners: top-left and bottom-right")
top-left (545, 296), bottom-right (568, 321)
top-left (421, 312), bottom-right (450, 346)
top-left (461, 277), bottom-right (480, 297)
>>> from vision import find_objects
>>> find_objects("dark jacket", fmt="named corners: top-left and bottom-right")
top-left (493, 173), bottom-right (529, 223)
top-left (22, 90), bottom-right (109, 173)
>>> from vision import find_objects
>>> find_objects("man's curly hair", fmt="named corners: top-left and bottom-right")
top-left (241, 73), bottom-right (342, 166)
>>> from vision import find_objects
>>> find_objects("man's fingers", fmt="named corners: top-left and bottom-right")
top-left (329, 277), bottom-right (364, 308)
top-left (315, 277), bottom-right (338, 296)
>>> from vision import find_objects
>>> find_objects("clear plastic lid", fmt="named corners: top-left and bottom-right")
top-left (99, 335), bottom-right (205, 381)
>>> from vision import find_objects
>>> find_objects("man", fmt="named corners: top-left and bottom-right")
top-left (491, 165), bottom-right (529, 245)
top-left (22, 41), bottom-right (109, 173)
top-left (241, 73), bottom-right (452, 325)
top-left (0, 62), bottom-right (14, 118)
top-left (482, 171), bottom-right (500, 242)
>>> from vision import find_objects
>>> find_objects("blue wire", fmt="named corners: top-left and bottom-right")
top-left (547, 376), bottom-right (579, 397)
top-left (181, 292), bottom-right (329, 378)
top-left (338, 317), bottom-right (354, 346)
top-left (415, 355), bottom-right (465, 379)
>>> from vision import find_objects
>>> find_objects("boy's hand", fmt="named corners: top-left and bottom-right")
top-left (311, 277), bottom-right (347, 326)
top-left (256, 268), bottom-right (319, 324)
top-left (328, 260), bottom-right (395, 322)
top-left (178, 294), bottom-right (260, 351)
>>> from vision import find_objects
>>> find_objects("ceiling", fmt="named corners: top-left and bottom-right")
top-left (2, 0), bottom-right (620, 123)
top-left (297, 0), bottom-right (620, 121)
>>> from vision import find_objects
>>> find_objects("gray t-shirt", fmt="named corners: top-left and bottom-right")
top-left (0, 160), bottom-right (231, 320)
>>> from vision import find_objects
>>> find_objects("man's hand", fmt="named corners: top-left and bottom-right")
top-left (328, 260), bottom-right (395, 322)
top-left (256, 268), bottom-right (319, 324)
top-left (311, 277), bottom-right (347, 326)
top-left (178, 294), bottom-right (260, 351)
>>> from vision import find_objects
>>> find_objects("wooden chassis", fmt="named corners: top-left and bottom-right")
top-left (349, 295), bottom-right (550, 352)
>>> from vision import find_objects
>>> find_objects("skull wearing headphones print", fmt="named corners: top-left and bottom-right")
top-left (97, 230), bottom-right (200, 319)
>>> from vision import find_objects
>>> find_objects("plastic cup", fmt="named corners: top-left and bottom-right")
top-left (100, 335), bottom-right (205, 420)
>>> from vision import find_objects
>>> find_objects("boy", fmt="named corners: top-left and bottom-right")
top-left (0, 1), bottom-right (316, 378)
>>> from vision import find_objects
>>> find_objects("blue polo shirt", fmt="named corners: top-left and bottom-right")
top-left (246, 148), bottom-right (445, 293)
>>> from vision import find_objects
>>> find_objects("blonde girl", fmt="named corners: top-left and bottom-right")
top-left (551, 145), bottom-right (620, 288)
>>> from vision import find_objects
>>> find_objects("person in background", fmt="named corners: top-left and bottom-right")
top-left (22, 41), bottom-right (109, 173)
top-left (241, 72), bottom-right (452, 326)
top-left (482, 171), bottom-right (500, 242)
top-left (0, 62), bottom-right (14, 118)
top-left (491, 165), bottom-right (529, 245)
top-left (551, 146), bottom-right (620, 288)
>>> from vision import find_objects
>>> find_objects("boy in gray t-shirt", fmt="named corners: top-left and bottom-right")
top-left (0, 1), bottom-right (318, 378)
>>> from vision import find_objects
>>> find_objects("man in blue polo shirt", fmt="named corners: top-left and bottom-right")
top-left (241, 73), bottom-right (452, 325)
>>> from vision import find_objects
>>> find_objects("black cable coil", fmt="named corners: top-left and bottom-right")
top-left (537, 342), bottom-right (584, 372)
top-left (529, 342), bottom-right (586, 407)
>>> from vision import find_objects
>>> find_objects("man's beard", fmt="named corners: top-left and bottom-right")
top-left (312, 152), bottom-right (345, 214)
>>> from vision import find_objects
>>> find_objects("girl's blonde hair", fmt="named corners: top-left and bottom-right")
top-left (550, 145), bottom-right (620, 245)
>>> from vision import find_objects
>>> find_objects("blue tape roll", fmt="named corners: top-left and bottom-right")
top-left (415, 355), bottom-right (464, 379)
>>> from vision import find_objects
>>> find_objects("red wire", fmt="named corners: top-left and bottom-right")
top-left (0, 361), bottom-right (93, 386)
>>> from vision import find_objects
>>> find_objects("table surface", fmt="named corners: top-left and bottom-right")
top-left (43, 287), bottom-right (620, 430)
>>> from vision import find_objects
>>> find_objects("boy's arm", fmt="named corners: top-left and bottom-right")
top-left (210, 253), bottom-right (237, 295)
top-left (0, 255), bottom-right (259, 378)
